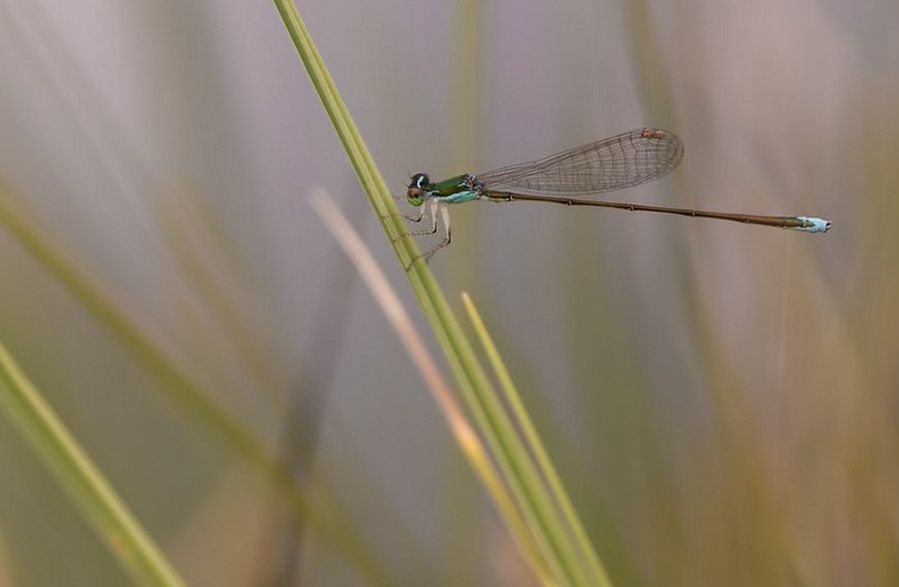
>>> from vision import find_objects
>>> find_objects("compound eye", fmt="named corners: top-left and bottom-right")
top-left (409, 173), bottom-right (429, 189)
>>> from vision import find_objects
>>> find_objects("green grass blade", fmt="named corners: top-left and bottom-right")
top-left (0, 187), bottom-right (260, 460)
top-left (0, 181), bottom-right (393, 586)
top-left (273, 3), bottom-right (605, 585)
top-left (310, 189), bottom-right (555, 584)
top-left (462, 292), bottom-right (613, 587)
top-left (0, 339), bottom-right (186, 587)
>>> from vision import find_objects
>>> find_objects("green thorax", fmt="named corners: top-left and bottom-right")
top-left (430, 174), bottom-right (479, 204)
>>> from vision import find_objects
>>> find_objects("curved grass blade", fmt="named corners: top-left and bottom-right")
top-left (0, 339), bottom-right (186, 587)
top-left (0, 180), bottom-right (393, 587)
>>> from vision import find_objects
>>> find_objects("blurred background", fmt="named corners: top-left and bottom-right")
top-left (0, 0), bottom-right (897, 585)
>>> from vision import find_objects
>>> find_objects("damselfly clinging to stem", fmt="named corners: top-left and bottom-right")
top-left (397, 128), bottom-right (831, 264)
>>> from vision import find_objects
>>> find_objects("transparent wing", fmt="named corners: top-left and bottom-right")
top-left (475, 128), bottom-right (684, 196)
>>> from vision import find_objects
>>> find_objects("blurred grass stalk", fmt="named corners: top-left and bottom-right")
top-left (310, 190), bottom-right (551, 584)
top-left (276, 1), bottom-right (610, 583)
top-left (0, 340), bottom-right (186, 587)
top-left (0, 179), bottom-right (389, 582)
top-left (310, 190), bottom-right (612, 586)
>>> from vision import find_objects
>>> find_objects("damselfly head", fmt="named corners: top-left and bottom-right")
top-left (406, 172), bottom-right (430, 206)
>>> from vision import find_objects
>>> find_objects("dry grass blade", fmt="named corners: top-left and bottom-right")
top-left (309, 188), bottom-right (554, 583)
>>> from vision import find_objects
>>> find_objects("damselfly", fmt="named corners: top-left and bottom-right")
top-left (399, 128), bottom-right (830, 262)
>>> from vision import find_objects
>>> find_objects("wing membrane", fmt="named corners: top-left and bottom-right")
top-left (475, 128), bottom-right (684, 196)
